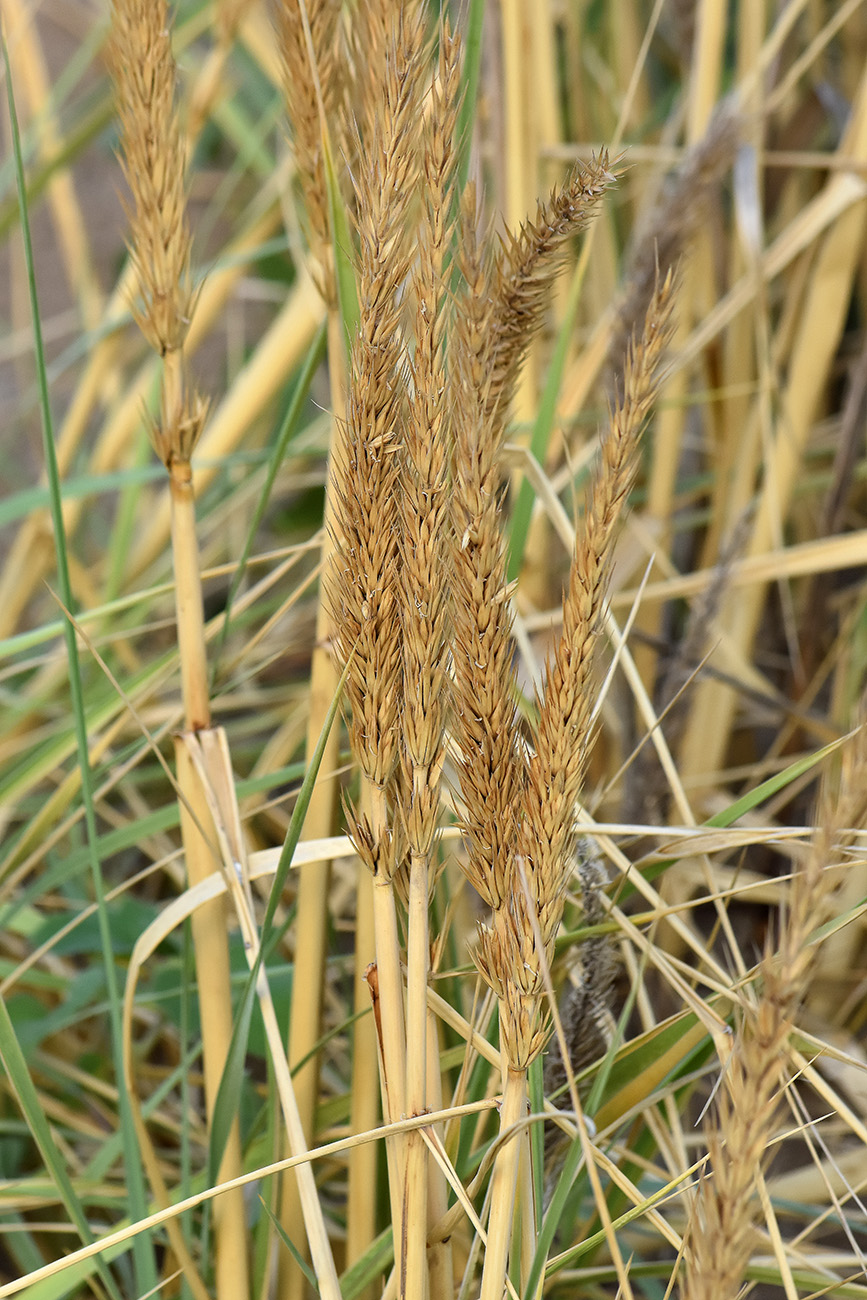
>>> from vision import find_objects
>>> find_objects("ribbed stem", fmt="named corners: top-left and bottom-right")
top-left (480, 1066), bottom-right (527, 1300)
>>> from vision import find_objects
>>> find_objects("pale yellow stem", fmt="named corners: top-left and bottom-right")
top-left (169, 460), bottom-right (211, 732)
top-left (183, 727), bottom-right (342, 1300)
top-left (170, 453), bottom-right (248, 1300)
top-left (518, 1125), bottom-right (537, 1292)
top-left (175, 739), bottom-right (248, 1300)
top-left (368, 782), bottom-right (407, 1287)
top-left (425, 1006), bottom-right (454, 1295)
top-left (347, 875), bottom-right (380, 1298)
top-left (404, 844), bottom-right (430, 1300)
top-left (480, 1066), bottom-right (528, 1300)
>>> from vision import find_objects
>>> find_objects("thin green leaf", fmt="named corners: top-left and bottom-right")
top-left (340, 1227), bottom-right (393, 1300)
top-left (618, 734), bottom-right (850, 902)
top-left (543, 1168), bottom-right (694, 1279)
top-left (323, 127), bottom-right (359, 350)
top-left (455, 0), bottom-right (486, 200)
top-left (259, 1197), bottom-right (321, 1293)
top-left (0, 998), bottom-right (122, 1300)
top-left (704, 734), bottom-right (849, 828)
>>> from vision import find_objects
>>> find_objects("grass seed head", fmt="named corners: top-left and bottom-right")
top-left (107, 0), bottom-right (194, 360)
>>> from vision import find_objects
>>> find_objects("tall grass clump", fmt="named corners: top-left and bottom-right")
top-left (3, 3), bottom-right (867, 1300)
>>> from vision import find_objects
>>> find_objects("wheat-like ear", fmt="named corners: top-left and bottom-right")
top-left (326, 4), bottom-right (427, 1287)
top-left (683, 714), bottom-right (867, 1300)
top-left (448, 182), bottom-right (527, 916)
top-left (398, 23), bottom-right (462, 1298)
top-left (107, 0), bottom-right (192, 366)
top-left (448, 158), bottom-right (620, 912)
top-left (330, 5), bottom-right (426, 796)
top-left (462, 262), bottom-right (677, 1300)
top-left (522, 267), bottom-right (678, 959)
top-left (486, 153), bottom-right (620, 434)
top-left (107, 0), bottom-right (206, 469)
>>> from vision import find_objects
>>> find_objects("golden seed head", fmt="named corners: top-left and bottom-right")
top-left (108, 0), bottom-right (194, 358)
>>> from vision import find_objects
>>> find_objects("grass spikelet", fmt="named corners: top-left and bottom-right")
top-left (523, 268), bottom-right (677, 954)
top-left (471, 267), bottom-right (676, 1300)
top-left (107, 0), bottom-right (193, 373)
top-left (486, 153), bottom-right (620, 432)
top-left (331, 4), bottom-right (427, 794)
top-left (398, 21), bottom-right (461, 871)
top-left (16, 9), bottom-right (867, 1300)
top-left (682, 717), bottom-right (867, 1300)
top-left (449, 183), bottom-right (525, 914)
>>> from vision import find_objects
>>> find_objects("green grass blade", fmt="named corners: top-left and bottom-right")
top-left (455, 0), bottom-right (486, 199)
top-left (704, 734), bottom-right (849, 828)
top-left (259, 1197), bottom-right (321, 1293)
top-left (524, 1131), bottom-right (585, 1299)
top-left (340, 1227), bottom-right (394, 1300)
top-left (323, 126), bottom-right (359, 350)
top-left (0, 998), bottom-right (122, 1300)
top-left (617, 734), bottom-right (850, 901)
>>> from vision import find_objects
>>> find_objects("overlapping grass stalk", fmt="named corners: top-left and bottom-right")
top-left (105, 6), bottom-right (247, 1297)
top-left (108, 4), bottom-right (343, 1298)
top-left (327, 7), bottom-right (428, 1288)
top-left (275, 5), bottom-right (347, 1293)
top-left (460, 269), bottom-right (676, 1300)
top-left (325, 5), bottom-right (675, 1293)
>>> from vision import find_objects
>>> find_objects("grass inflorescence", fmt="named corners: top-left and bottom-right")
top-left (2, 3), bottom-right (867, 1300)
